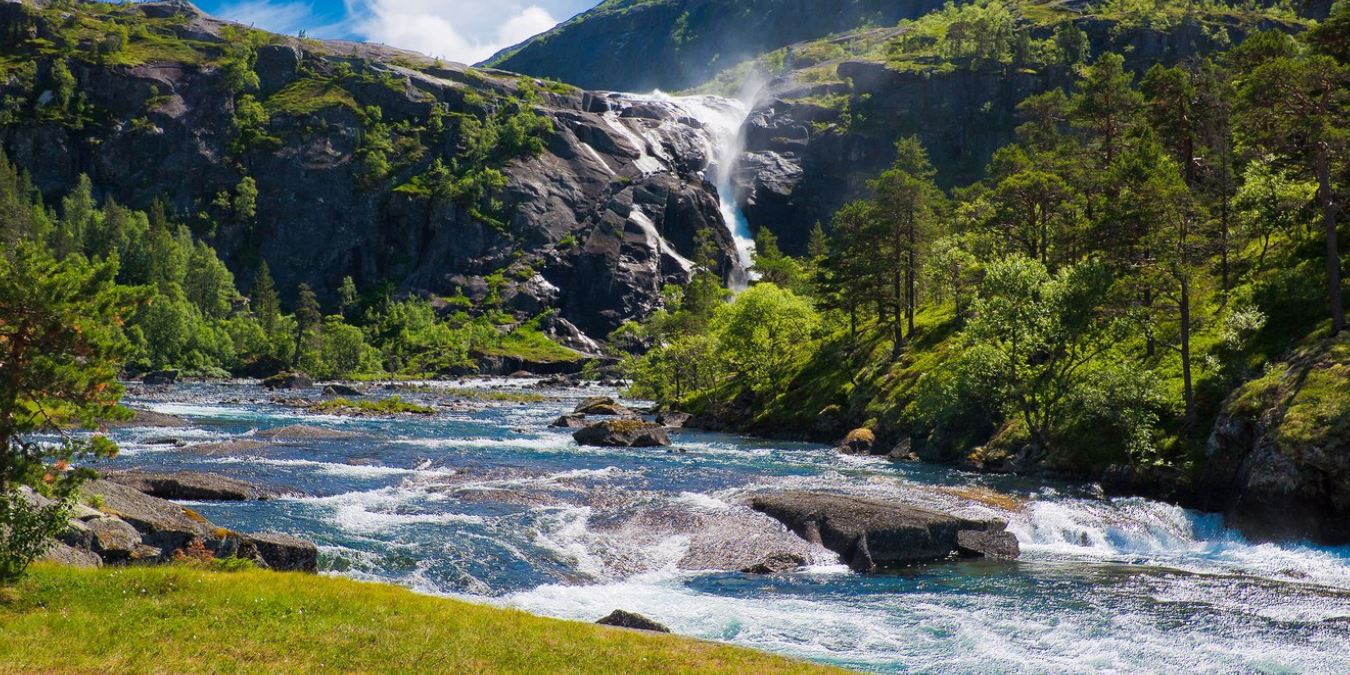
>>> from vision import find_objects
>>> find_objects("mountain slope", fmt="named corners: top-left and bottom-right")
top-left (484, 0), bottom-right (947, 92)
top-left (0, 0), bottom-right (739, 339)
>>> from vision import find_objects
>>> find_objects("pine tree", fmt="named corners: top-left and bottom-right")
top-left (292, 283), bottom-right (322, 369)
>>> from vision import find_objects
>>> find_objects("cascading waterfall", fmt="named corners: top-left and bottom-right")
top-left (655, 93), bottom-right (758, 291)
top-left (601, 89), bottom-right (760, 290)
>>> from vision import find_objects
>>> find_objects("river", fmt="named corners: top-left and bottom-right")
top-left (107, 380), bottom-right (1350, 673)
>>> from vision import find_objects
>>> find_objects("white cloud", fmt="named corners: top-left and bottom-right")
top-left (212, 1), bottom-right (317, 36)
top-left (351, 1), bottom-right (560, 65)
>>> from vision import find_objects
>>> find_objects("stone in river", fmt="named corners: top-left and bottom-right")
top-left (956, 529), bottom-right (1020, 559)
top-left (101, 470), bottom-right (278, 501)
top-left (322, 384), bottom-right (364, 397)
top-left (573, 419), bottom-right (670, 448)
top-left (141, 370), bottom-right (178, 386)
top-left (256, 425), bottom-right (363, 440)
top-left (550, 413), bottom-right (589, 429)
top-left (239, 532), bottom-right (319, 573)
top-left (596, 610), bottom-right (670, 633)
top-left (261, 372), bottom-right (313, 390)
top-left (748, 491), bottom-right (1018, 571)
top-left (572, 396), bottom-right (633, 417)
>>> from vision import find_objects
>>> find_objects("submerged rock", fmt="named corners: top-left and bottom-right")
top-left (182, 439), bottom-right (272, 456)
top-left (748, 491), bottom-right (1018, 571)
top-left (595, 610), bottom-right (670, 633)
top-left (101, 470), bottom-right (278, 501)
top-left (573, 419), bottom-right (670, 448)
top-left (113, 409), bottom-right (189, 428)
top-left (255, 425), bottom-right (363, 440)
top-left (740, 551), bottom-right (809, 575)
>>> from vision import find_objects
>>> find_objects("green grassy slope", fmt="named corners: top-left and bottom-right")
top-left (0, 565), bottom-right (841, 674)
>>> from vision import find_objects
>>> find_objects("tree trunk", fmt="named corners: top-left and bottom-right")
top-left (1180, 278), bottom-right (1194, 422)
top-left (1317, 149), bottom-right (1345, 335)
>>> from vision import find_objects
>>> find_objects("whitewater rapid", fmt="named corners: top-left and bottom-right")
top-left (109, 382), bottom-right (1350, 673)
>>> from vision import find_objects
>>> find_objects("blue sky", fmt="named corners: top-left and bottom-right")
top-left (194, 0), bottom-right (600, 64)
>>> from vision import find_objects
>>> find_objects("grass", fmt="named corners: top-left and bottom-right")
top-left (474, 324), bottom-right (584, 364)
top-left (0, 565), bottom-right (840, 674)
top-left (309, 395), bottom-right (435, 416)
top-left (265, 77), bottom-right (360, 116)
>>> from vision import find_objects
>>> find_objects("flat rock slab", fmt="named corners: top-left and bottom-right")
top-left (82, 480), bottom-right (213, 553)
top-left (102, 470), bottom-right (278, 501)
top-left (749, 491), bottom-right (1018, 571)
top-left (182, 440), bottom-right (272, 456)
top-left (113, 410), bottom-right (189, 428)
top-left (255, 425), bottom-right (363, 440)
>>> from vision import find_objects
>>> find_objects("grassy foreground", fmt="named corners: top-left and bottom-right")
top-left (0, 566), bottom-right (840, 674)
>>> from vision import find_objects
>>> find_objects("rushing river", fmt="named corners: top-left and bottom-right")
top-left (107, 381), bottom-right (1350, 673)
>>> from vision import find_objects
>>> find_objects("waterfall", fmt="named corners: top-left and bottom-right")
top-left (654, 93), bottom-right (757, 291)
top-left (600, 89), bottom-right (759, 290)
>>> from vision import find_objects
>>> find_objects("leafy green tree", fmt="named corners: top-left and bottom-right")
top-left (292, 283), bottom-right (322, 369)
top-left (710, 283), bottom-right (819, 397)
top-left (961, 257), bottom-right (1123, 450)
top-left (1071, 52), bottom-right (1142, 166)
top-left (0, 243), bottom-right (131, 583)
top-left (751, 227), bottom-right (805, 292)
top-left (184, 241), bottom-right (237, 318)
top-left (1237, 51), bottom-right (1349, 334)
top-left (337, 276), bottom-right (358, 320)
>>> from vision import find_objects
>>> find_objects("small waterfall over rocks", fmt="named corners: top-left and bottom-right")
top-left (595, 91), bottom-right (758, 290)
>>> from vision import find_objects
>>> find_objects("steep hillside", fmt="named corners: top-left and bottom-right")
top-left (0, 0), bottom-right (741, 339)
top-left (484, 0), bottom-right (947, 92)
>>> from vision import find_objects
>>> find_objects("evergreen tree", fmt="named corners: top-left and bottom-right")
top-left (292, 283), bottom-right (322, 369)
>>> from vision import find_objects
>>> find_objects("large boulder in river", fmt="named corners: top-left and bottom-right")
top-left (595, 610), bottom-right (670, 633)
top-left (141, 369), bottom-right (178, 386)
top-left (837, 428), bottom-right (877, 455)
top-left (262, 372), bottom-right (313, 390)
top-left (322, 384), bottom-right (364, 397)
top-left (550, 413), bottom-right (589, 429)
top-left (573, 396), bottom-right (633, 417)
top-left (101, 470), bottom-right (278, 501)
top-left (748, 491), bottom-right (1018, 571)
top-left (573, 419), bottom-right (671, 448)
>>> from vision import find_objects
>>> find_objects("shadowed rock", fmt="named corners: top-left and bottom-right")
top-left (102, 470), bottom-right (278, 501)
top-left (239, 532), bottom-right (319, 573)
top-left (596, 610), bottom-right (670, 633)
top-left (82, 480), bottom-right (213, 554)
top-left (322, 384), bottom-right (365, 397)
top-left (655, 411), bottom-right (691, 428)
top-left (573, 419), bottom-right (670, 448)
top-left (39, 540), bottom-right (103, 568)
top-left (550, 413), bottom-right (589, 429)
top-left (141, 370), bottom-right (178, 385)
top-left (749, 491), bottom-right (1018, 571)
top-left (741, 551), bottom-right (809, 575)
top-left (262, 372), bottom-right (313, 390)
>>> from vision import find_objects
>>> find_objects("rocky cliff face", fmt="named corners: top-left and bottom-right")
top-left (1195, 337), bottom-right (1350, 544)
top-left (732, 19), bottom-right (1273, 253)
top-left (485, 0), bottom-right (946, 92)
top-left (0, 0), bottom-right (740, 339)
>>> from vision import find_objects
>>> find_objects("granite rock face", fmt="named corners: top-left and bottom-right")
top-left (0, 1), bottom-right (741, 342)
top-left (749, 491), bottom-right (1018, 571)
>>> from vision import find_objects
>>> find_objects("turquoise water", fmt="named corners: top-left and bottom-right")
top-left (107, 381), bottom-right (1350, 673)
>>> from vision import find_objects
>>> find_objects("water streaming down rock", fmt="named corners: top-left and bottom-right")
top-left (597, 91), bottom-right (759, 290)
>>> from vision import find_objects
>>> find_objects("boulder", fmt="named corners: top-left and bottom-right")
top-left (101, 470), bottom-right (277, 501)
top-left (39, 540), bottom-right (102, 568)
top-left (182, 439), bottom-right (272, 456)
top-left (261, 372), bottom-right (313, 390)
top-left (595, 610), bottom-right (670, 633)
top-left (81, 480), bottom-right (213, 553)
top-left (837, 428), bottom-right (876, 455)
top-left (956, 529), bottom-right (1020, 559)
top-left (83, 516), bottom-right (144, 563)
top-left (748, 491), bottom-right (1017, 571)
top-left (656, 411), bottom-right (691, 428)
top-left (322, 384), bottom-right (365, 397)
top-left (573, 396), bottom-right (633, 417)
top-left (573, 419), bottom-right (671, 448)
top-left (550, 413), bottom-right (589, 429)
top-left (740, 551), bottom-right (808, 575)
top-left (240, 532), bottom-right (319, 573)
top-left (141, 369), bottom-right (178, 386)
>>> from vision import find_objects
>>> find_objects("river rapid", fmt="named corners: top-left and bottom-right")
top-left (107, 380), bottom-right (1350, 673)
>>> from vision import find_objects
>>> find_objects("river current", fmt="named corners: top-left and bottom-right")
top-left (107, 381), bottom-right (1350, 673)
